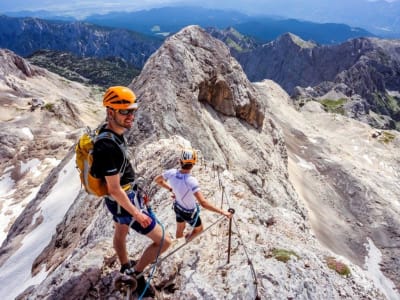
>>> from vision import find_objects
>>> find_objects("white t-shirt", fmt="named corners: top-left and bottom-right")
top-left (163, 169), bottom-right (200, 210)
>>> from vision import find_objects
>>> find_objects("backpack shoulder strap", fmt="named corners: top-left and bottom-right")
top-left (94, 131), bottom-right (128, 175)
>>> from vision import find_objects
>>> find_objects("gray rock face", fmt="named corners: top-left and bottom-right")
top-left (0, 48), bottom-right (45, 80)
top-left (236, 34), bottom-right (400, 129)
top-left (0, 27), bottom-right (395, 300)
top-left (238, 34), bottom-right (400, 95)
top-left (130, 25), bottom-right (265, 139)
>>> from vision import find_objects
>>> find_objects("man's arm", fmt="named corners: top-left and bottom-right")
top-left (154, 174), bottom-right (173, 192)
top-left (105, 174), bottom-right (152, 227)
top-left (194, 191), bottom-right (232, 218)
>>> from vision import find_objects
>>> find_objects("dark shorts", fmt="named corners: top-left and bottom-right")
top-left (104, 191), bottom-right (156, 235)
top-left (174, 202), bottom-right (202, 227)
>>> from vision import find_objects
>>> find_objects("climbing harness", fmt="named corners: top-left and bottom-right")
top-left (184, 203), bottom-right (200, 241)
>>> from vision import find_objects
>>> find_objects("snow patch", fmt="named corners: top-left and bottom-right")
top-left (308, 137), bottom-right (318, 144)
top-left (364, 237), bottom-right (399, 300)
top-left (0, 158), bottom-right (80, 300)
top-left (295, 155), bottom-right (315, 170)
top-left (0, 172), bottom-right (15, 196)
top-left (363, 154), bottom-right (373, 165)
top-left (0, 185), bottom-right (40, 246)
top-left (20, 158), bottom-right (41, 175)
top-left (21, 127), bottom-right (34, 140)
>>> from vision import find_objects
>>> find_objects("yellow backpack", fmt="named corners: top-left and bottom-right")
top-left (75, 127), bottom-right (123, 197)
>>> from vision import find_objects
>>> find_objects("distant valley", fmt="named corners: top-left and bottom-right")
top-left (27, 50), bottom-right (140, 88)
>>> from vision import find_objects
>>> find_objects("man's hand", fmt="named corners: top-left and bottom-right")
top-left (135, 211), bottom-right (152, 228)
top-left (223, 210), bottom-right (233, 219)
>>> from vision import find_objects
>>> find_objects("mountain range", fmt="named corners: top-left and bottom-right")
top-left (1, 13), bottom-right (398, 131)
top-left (84, 7), bottom-right (375, 44)
top-left (0, 26), bottom-right (399, 299)
top-left (233, 31), bottom-right (400, 130)
top-left (4, 2), bottom-right (400, 38)
top-left (4, 6), bottom-right (376, 45)
top-left (0, 15), bottom-right (162, 69)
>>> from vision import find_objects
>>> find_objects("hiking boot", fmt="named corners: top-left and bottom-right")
top-left (135, 271), bottom-right (155, 298)
top-left (120, 259), bottom-right (137, 276)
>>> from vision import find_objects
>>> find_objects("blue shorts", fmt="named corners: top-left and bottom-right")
top-left (104, 191), bottom-right (156, 235)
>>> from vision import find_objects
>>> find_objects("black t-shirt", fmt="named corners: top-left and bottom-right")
top-left (91, 128), bottom-right (135, 186)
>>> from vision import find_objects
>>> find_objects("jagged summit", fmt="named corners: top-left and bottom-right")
top-left (275, 32), bottom-right (317, 49)
top-left (130, 25), bottom-right (265, 144)
top-left (206, 26), bottom-right (260, 53)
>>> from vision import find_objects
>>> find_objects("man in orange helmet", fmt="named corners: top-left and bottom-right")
top-left (91, 86), bottom-right (171, 297)
top-left (154, 148), bottom-right (232, 241)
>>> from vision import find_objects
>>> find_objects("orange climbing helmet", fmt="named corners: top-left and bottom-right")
top-left (103, 86), bottom-right (138, 110)
top-left (180, 148), bottom-right (198, 165)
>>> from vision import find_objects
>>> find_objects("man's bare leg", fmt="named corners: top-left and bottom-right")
top-left (185, 224), bottom-right (203, 241)
top-left (175, 222), bottom-right (185, 239)
top-left (114, 222), bottom-right (130, 265)
top-left (135, 224), bottom-right (171, 272)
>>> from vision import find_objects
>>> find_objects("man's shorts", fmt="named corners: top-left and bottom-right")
top-left (173, 202), bottom-right (202, 227)
top-left (104, 190), bottom-right (156, 235)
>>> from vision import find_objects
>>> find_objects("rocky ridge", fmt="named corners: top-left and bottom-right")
top-left (0, 26), bottom-right (398, 299)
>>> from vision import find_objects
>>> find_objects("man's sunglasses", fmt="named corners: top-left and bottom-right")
top-left (116, 109), bottom-right (136, 116)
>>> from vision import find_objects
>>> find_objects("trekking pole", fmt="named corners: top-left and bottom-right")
top-left (227, 208), bottom-right (235, 264)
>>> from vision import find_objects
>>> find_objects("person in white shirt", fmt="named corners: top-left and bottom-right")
top-left (155, 148), bottom-right (232, 241)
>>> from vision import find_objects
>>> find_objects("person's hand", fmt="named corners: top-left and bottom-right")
top-left (223, 211), bottom-right (233, 219)
top-left (135, 212), bottom-right (152, 228)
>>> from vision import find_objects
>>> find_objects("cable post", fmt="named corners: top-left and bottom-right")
top-left (220, 185), bottom-right (225, 209)
top-left (217, 165), bottom-right (222, 189)
top-left (227, 208), bottom-right (235, 264)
